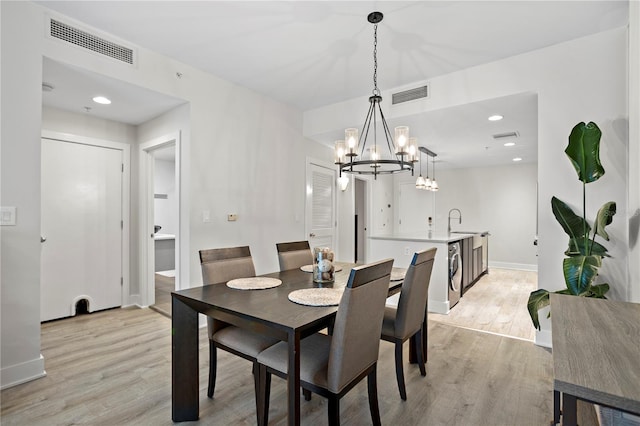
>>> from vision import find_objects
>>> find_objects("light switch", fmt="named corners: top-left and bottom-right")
top-left (1, 206), bottom-right (16, 226)
top-left (227, 214), bottom-right (238, 222)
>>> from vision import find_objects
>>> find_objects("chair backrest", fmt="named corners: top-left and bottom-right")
top-left (393, 248), bottom-right (437, 339)
top-left (199, 246), bottom-right (256, 337)
top-left (276, 240), bottom-right (312, 271)
top-left (199, 246), bottom-right (256, 285)
top-left (326, 258), bottom-right (394, 394)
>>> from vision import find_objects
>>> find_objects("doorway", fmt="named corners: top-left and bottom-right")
top-left (305, 161), bottom-right (336, 251)
top-left (354, 177), bottom-right (367, 263)
top-left (139, 132), bottom-right (181, 316)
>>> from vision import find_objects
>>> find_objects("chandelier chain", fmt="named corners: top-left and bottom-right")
top-left (373, 23), bottom-right (379, 96)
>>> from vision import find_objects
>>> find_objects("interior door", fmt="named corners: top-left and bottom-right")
top-left (41, 138), bottom-right (123, 321)
top-left (305, 163), bottom-right (336, 251)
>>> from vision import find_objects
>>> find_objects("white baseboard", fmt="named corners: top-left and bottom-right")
top-left (1, 355), bottom-right (46, 390)
top-left (489, 261), bottom-right (538, 272)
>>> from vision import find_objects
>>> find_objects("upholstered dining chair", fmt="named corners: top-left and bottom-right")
top-left (199, 246), bottom-right (280, 400)
top-left (380, 248), bottom-right (436, 400)
top-left (255, 258), bottom-right (394, 426)
top-left (275, 240), bottom-right (313, 271)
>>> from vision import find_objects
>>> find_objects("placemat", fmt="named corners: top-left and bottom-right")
top-left (390, 270), bottom-right (406, 281)
top-left (300, 264), bottom-right (343, 273)
top-left (226, 277), bottom-right (282, 290)
top-left (288, 288), bottom-right (344, 306)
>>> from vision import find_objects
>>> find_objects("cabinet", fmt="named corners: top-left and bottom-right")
top-left (462, 233), bottom-right (489, 295)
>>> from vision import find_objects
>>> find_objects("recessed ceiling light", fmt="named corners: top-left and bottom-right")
top-left (513, 157), bottom-right (522, 162)
top-left (92, 96), bottom-right (111, 105)
top-left (488, 115), bottom-right (503, 121)
top-left (504, 142), bottom-right (516, 147)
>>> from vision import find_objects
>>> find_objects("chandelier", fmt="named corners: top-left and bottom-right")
top-left (334, 11), bottom-right (417, 180)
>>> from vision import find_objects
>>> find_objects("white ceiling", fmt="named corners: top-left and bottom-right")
top-left (38, 1), bottom-right (628, 168)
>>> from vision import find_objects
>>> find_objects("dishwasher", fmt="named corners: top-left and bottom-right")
top-left (448, 241), bottom-right (462, 309)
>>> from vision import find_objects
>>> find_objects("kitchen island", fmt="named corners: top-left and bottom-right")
top-left (370, 233), bottom-right (476, 314)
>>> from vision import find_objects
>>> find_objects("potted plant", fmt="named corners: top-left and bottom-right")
top-left (527, 121), bottom-right (616, 330)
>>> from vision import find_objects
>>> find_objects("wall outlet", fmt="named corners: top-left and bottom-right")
top-left (1, 206), bottom-right (16, 226)
top-left (227, 214), bottom-right (237, 222)
top-left (404, 247), bottom-right (410, 255)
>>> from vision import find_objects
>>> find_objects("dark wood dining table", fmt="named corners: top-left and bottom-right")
top-left (171, 263), bottom-right (404, 425)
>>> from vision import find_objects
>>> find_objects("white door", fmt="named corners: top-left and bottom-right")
top-left (41, 139), bottom-right (123, 321)
top-left (398, 182), bottom-right (435, 234)
top-left (305, 163), bottom-right (336, 251)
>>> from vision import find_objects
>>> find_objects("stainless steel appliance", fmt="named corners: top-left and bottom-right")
top-left (448, 241), bottom-right (462, 309)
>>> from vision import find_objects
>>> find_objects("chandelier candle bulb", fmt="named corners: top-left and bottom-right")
top-left (345, 128), bottom-right (359, 156)
top-left (334, 140), bottom-right (346, 164)
top-left (394, 126), bottom-right (410, 155)
top-left (407, 137), bottom-right (419, 162)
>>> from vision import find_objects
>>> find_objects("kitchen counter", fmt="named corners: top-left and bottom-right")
top-left (370, 233), bottom-right (476, 243)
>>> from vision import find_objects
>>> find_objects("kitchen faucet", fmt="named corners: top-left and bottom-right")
top-left (448, 208), bottom-right (462, 234)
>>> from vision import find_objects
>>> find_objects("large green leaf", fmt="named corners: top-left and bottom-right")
top-left (587, 283), bottom-right (610, 298)
top-left (594, 201), bottom-right (616, 241)
top-left (527, 289), bottom-right (550, 330)
top-left (568, 238), bottom-right (609, 257)
top-left (564, 121), bottom-right (605, 184)
top-left (552, 196), bottom-right (589, 254)
top-left (563, 255), bottom-right (602, 295)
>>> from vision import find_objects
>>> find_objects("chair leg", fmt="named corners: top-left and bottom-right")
top-left (367, 365), bottom-right (382, 426)
top-left (328, 396), bottom-right (340, 426)
top-left (253, 362), bottom-right (260, 425)
top-left (208, 340), bottom-right (216, 398)
top-left (257, 364), bottom-right (271, 426)
top-left (303, 388), bottom-right (312, 401)
top-left (414, 331), bottom-right (426, 376)
top-left (394, 341), bottom-right (407, 400)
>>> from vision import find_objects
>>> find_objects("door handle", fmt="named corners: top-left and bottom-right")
top-left (41, 236), bottom-right (47, 243)
top-left (309, 233), bottom-right (316, 238)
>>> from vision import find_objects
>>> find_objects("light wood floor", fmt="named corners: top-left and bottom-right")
top-left (429, 268), bottom-right (537, 341)
top-left (2, 305), bottom-right (558, 425)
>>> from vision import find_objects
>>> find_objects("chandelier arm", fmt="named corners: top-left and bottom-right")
top-left (376, 104), bottom-right (397, 159)
top-left (359, 102), bottom-right (375, 158)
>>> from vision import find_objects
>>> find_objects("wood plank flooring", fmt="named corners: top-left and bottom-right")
top-left (1, 305), bottom-right (557, 425)
top-left (429, 267), bottom-right (537, 341)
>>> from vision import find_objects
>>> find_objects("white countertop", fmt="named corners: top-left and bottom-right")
top-left (369, 233), bottom-right (476, 243)
top-left (154, 233), bottom-right (175, 241)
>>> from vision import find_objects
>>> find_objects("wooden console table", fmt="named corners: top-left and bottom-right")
top-left (551, 294), bottom-right (640, 425)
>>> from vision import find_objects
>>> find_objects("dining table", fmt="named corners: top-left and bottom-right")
top-left (171, 262), bottom-right (405, 425)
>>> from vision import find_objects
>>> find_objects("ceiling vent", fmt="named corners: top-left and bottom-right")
top-left (392, 84), bottom-right (430, 105)
top-left (492, 131), bottom-right (519, 140)
top-left (49, 18), bottom-right (134, 65)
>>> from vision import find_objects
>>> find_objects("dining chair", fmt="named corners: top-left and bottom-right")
top-left (380, 248), bottom-right (437, 400)
top-left (199, 246), bottom-right (280, 400)
top-left (275, 240), bottom-right (312, 271)
top-left (255, 258), bottom-right (394, 426)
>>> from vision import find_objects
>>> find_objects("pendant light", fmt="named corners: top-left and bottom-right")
top-left (431, 155), bottom-right (439, 191)
top-left (415, 141), bottom-right (427, 189)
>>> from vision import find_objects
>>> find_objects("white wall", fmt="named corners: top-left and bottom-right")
top-left (629, 1), bottom-right (640, 304)
top-left (306, 28), bottom-right (630, 348)
top-left (400, 163), bottom-right (538, 270)
top-left (0, 1), bottom-right (332, 388)
top-left (42, 106), bottom-right (137, 143)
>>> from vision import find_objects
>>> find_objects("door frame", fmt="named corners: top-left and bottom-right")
top-left (139, 131), bottom-right (182, 307)
top-left (41, 130), bottom-right (131, 306)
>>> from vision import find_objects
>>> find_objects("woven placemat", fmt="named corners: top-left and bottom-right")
top-left (300, 264), bottom-right (343, 273)
top-left (226, 277), bottom-right (282, 290)
top-left (390, 270), bottom-right (406, 281)
top-left (288, 288), bottom-right (343, 306)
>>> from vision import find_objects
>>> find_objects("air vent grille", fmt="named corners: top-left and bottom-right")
top-left (50, 19), bottom-right (134, 65)
top-left (392, 85), bottom-right (429, 105)
top-left (492, 131), bottom-right (519, 139)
